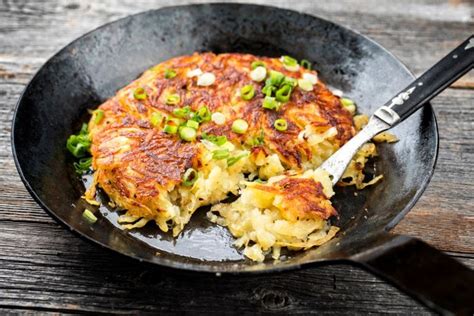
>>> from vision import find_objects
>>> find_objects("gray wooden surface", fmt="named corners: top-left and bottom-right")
top-left (0, 0), bottom-right (473, 314)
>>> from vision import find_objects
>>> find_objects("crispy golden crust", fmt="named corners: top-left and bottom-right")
top-left (88, 52), bottom-right (354, 222)
top-left (252, 177), bottom-right (337, 221)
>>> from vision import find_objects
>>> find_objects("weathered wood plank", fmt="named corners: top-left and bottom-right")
top-left (393, 88), bottom-right (474, 252)
top-left (0, 0), bottom-right (472, 313)
top-left (0, 222), bottom-right (437, 314)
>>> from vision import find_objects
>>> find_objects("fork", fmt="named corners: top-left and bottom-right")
top-left (320, 35), bottom-right (474, 185)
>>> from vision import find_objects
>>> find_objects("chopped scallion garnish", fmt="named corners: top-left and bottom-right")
top-left (197, 72), bottom-right (216, 86)
top-left (250, 66), bottom-right (267, 82)
top-left (262, 85), bottom-right (276, 97)
top-left (274, 118), bottom-right (288, 131)
top-left (231, 119), bottom-right (249, 134)
top-left (73, 157), bottom-right (92, 174)
top-left (281, 55), bottom-right (300, 71)
top-left (275, 85), bottom-right (292, 103)
top-left (282, 76), bottom-right (297, 88)
top-left (227, 153), bottom-right (248, 167)
top-left (212, 149), bottom-right (230, 160)
top-left (163, 124), bottom-right (178, 134)
top-left (179, 126), bottom-right (196, 141)
top-left (267, 70), bottom-right (285, 86)
top-left (183, 168), bottom-right (198, 186)
top-left (341, 98), bottom-right (354, 107)
top-left (211, 112), bottom-right (226, 125)
top-left (164, 69), bottom-right (177, 79)
top-left (340, 97), bottom-right (356, 114)
top-left (202, 133), bottom-right (227, 146)
top-left (133, 87), bottom-right (147, 100)
top-left (166, 93), bottom-right (181, 105)
top-left (173, 106), bottom-right (192, 118)
top-left (251, 61), bottom-right (265, 69)
top-left (302, 73), bottom-right (318, 85)
top-left (297, 78), bottom-right (314, 92)
top-left (262, 96), bottom-right (280, 111)
top-left (240, 84), bottom-right (255, 101)
top-left (186, 119), bottom-right (199, 129)
top-left (195, 106), bottom-right (211, 122)
top-left (94, 110), bottom-right (104, 124)
top-left (82, 209), bottom-right (97, 224)
top-left (300, 59), bottom-right (312, 70)
top-left (66, 123), bottom-right (91, 158)
top-left (282, 55), bottom-right (298, 66)
top-left (251, 129), bottom-right (265, 146)
top-left (150, 112), bottom-right (164, 127)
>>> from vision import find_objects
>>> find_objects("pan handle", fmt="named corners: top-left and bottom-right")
top-left (351, 234), bottom-right (474, 315)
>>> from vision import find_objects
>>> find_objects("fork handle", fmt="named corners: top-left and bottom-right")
top-left (377, 35), bottom-right (474, 125)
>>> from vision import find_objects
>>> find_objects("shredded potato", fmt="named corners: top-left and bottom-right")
top-left (82, 53), bottom-right (386, 262)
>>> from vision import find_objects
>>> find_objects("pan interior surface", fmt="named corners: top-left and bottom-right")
top-left (12, 4), bottom-right (437, 272)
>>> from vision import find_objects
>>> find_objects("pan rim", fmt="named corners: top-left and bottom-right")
top-left (10, 2), bottom-right (439, 274)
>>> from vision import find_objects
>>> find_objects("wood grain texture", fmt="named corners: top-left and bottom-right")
top-left (0, 0), bottom-right (472, 314)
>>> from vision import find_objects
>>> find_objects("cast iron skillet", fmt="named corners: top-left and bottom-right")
top-left (11, 4), bottom-right (474, 314)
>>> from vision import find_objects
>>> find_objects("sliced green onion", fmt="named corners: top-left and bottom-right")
top-left (250, 66), bottom-right (267, 82)
top-left (166, 93), bottom-right (181, 105)
top-left (275, 85), bottom-right (292, 103)
top-left (163, 124), bottom-right (178, 134)
top-left (73, 157), bottom-right (92, 174)
top-left (251, 129), bottom-right (265, 146)
top-left (179, 126), bottom-right (196, 141)
top-left (227, 153), bottom-right (248, 167)
top-left (197, 72), bottom-right (216, 86)
top-left (262, 85), bottom-right (276, 97)
top-left (66, 140), bottom-right (87, 158)
top-left (251, 61), bottom-right (265, 69)
top-left (186, 119), bottom-right (199, 129)
top-left (231, 119), bottom-right (249, 134)
top-left (341, 98), bottom-right (354, 107)
top-left (297, 78), bottom-right (314, 92)
top-left (240, 84), bottom-right (255, 101)
top-left (195, 106), bottom-right (211, 122)
top-left (164, 69), bottom-right (177, 79)
top-left (281, 55), bottom-right (300, 71)
top-left (168, 117), bottom-right (184, 125)
top-left (302, 73), bottom-right (318, 85)
top-left (173, 106), bottom-right (192, 118)
top-left (133, 87), bottom-right (147, 100)
top-left (202, 133), bottom-right (227, 146)
top-left (282, 76), bottom-right (297, 88)
top-left (282, 55), bottom-right (298, 66)
top-left (262, 96), bottom-right (280, 110)
top-left (274, 118), bottom-right (288, 131)
top-left (150, 112), bottom-right (164, 127)
top-left (300, 59), bottom-right (312, 70)
top-left (211, 112), bottom-right (226, 125)
top-left (79, 123), bottom-right (88, 135)
top-left (212, 149), bottom-right (230, 160)
top-left (66, 124), bottom-right (91, 158)
top-left (82, 209), bottom-right (97, 224)
top-left (94, 110), bottom-right (104, 124)
top-left (267, 70), bottom-right (285, 86)
top-left (183, 168), bottom-right (198, 186)
top-left (341, 97), bottom-right (356, 114)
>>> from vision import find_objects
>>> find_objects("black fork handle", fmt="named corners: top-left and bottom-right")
top-left (388, 35), bottom-right (474, 122)
top-left (352, 234), bottom-right (474, 315)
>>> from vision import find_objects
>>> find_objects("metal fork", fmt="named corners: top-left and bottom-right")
top-left (320, 35), bottom-right (474, 186)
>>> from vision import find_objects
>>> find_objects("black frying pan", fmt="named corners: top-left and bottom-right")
top-left (11, 4), bottom-right (473, 314)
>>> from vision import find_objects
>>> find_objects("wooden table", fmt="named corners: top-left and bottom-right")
top-left (1, 0), bottom-right (472, 314)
